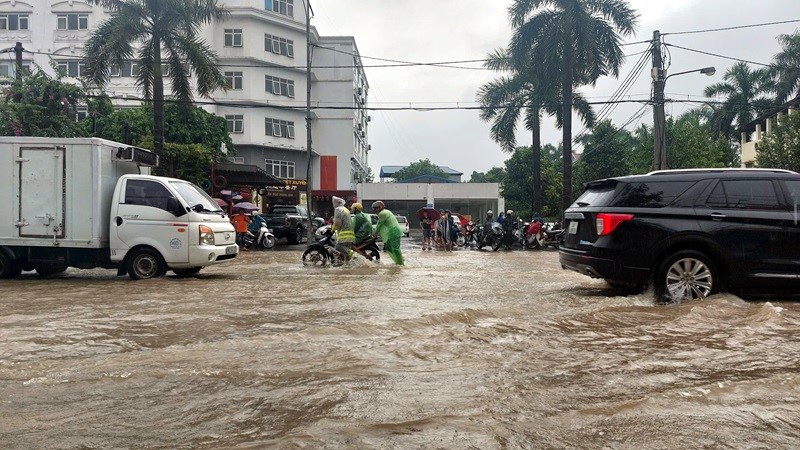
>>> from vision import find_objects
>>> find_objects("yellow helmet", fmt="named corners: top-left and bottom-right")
top-left (351, 202), bottom-right (363, 212)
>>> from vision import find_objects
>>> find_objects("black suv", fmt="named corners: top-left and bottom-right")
top-left (559, 169), bottom-right (800, 301)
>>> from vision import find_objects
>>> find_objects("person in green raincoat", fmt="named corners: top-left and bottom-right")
top-left (371, 200), bottom-right (404, 265)
top-left (351, 202), bottom-right (372, 246)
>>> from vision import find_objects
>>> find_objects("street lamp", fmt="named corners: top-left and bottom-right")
top-left (652, 66), bottom-right (716, 170)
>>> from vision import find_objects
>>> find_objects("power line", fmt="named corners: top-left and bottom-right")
top-left (663, 18), bottom-right (800, 36)
top-left (664, 43), bottom-right (775, 68)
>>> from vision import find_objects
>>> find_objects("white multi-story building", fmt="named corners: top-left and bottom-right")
top-left (0, 0), bottom-right (369, 209)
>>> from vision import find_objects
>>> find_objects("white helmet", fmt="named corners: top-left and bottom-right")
top-left (507, 209), bottom-right (514, 215)
top-left (487, 210), bottom-right (493, 216)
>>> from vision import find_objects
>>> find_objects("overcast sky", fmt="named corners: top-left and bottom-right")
top-left (311, 0), bottom-right (800, 179)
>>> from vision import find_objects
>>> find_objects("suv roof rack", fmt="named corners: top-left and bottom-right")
top-left (646, 168), bottom-right (798, 176)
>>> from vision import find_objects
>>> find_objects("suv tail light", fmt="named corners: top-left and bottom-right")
top-left (596, 213), bottom-right (634, 236)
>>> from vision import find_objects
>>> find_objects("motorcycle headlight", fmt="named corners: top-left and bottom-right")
top-left (199, 225), bottom-right (215, 245)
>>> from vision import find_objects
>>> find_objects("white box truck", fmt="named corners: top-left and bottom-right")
top-left (0, 137), bottom-right (239, 279)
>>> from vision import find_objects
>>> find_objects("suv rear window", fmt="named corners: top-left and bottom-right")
top-left (571, 185), bottom-right (618, 207)
top-left (613, 181), bottom-right (695, 208)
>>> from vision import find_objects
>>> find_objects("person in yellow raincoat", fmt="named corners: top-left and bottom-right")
top-left (331, 196), bottom-right (355, 260)
top-left (371, 200), bottom-right (404, 265)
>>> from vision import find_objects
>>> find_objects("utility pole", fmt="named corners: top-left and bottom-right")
top-left (304, 0), bottom-right (314, 242)
top-left (651, 31), bottom-right (667, 171)
top-left (14, 42), bottom-right (23, 79)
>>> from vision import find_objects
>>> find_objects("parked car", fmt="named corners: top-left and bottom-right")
top-left (262, 205), bottom-right (324, 245)
top-left (559, 168), bottom-right (800, 302)
top-left (396, 215), bottom-right (410, 236)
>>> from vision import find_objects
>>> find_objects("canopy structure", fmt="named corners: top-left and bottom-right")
top-left (213, 163), bottom-right (283, 189)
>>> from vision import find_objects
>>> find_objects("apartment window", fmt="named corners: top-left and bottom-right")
top-left (0, 13), bottom-right (29, 30)
top-left (225, 115), bottom-right (244, 133)
top-left (265, 34), bottom-right (294, 57)
top-left (57, 60), bottom-right (85, 77)
top-left (265, 75), bottom-right (294, 97)
top-left (224, 29), bottom-right (242, 47)
top-left (224, 71), bottom-right (243, 90)
top-left (264, 0), bottom-right (293, 17)
top-left (57, 13), bottom-right (89, 30)
top-left (75, 106), bottom-right (88, 121)
top-left (265, 159), bottom-right (295, 179)
top-left (0, 63), bottom-right (11, 78)
top-left (110, 61), bottom-right (140, 77)
top-left (265, 118), bottom-right (295, 139)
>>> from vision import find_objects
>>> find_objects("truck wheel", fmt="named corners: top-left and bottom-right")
top-left (127, 249), bottom-right (168, 280)
top-left (288, 226), bottom-right (303, 245)
top-left (655, 250), bottom-right (718, 302)
top-left (0, 253), bottom-right (22, 279)
top-left (173, 267), bottom-right (202, 278)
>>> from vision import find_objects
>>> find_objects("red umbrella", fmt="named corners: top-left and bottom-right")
top-left (213, 198), bottom-right (227, 207)
top-left (416, 207), bottom-right (441, 221)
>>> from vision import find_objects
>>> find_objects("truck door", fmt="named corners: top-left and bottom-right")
top-left (17, 146), bottom-right (65, 238)
top-left (113, 178), bottom-right (190, 264)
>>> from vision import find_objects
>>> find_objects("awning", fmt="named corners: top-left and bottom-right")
top-left (311, 190), bottom-right (357, 201)
top-left (214, 163), bottom-right (283, 188)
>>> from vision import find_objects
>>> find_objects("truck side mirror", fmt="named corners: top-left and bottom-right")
top-left (167, 197), bottom-right (187, 217)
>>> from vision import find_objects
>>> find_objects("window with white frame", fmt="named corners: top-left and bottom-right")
top-left (109, 61), bottom-right (140, 77)
top-left (225, 115), bottom-right (244, 133)
top-left (265, 118), bottom-right (295, 139)
top-left (265, 159), bottom-right (295, 179)
top-left (265, 34), bottom-right (294, 57)
top-left (265, 75), bottom-right (294, 97)
top-left (57, 60), bottom-right (85, 77)
top-left (0, 13), bottom-right (29, 30)
top-left (75, 106), bottom-right (88, 121)
top-left (224, 71), bottom-right (243, 90)
top-left (264, 0), bottom-right (293, 17)
top-left (57, 13), bottom-right (89, 30)
top-left (224, 29), bottom-right (242, 47)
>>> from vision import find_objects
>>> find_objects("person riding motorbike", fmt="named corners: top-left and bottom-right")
top-left (482, 210), bottom-right (495, 240)
top-left (331, 196), bottom-right (355, 261)
top-left (502, 209), bottom-right (518, 247)
top-left (248, 212), bottom-right (267, 234)
top-left (351, 202), bottom-right (372, 246)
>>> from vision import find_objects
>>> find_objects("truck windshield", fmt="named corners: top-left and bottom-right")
top-left (170, 181), bottom-right (222, 212)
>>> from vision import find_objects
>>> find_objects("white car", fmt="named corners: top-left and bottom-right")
top-left (396, 215), bottom-right (410, 236)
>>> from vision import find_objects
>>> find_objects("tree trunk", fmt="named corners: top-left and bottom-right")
top-left (561, 49), bottom-right (573, 224)
top-left (152, 37), bottom-right (166, 175)
top-left (531, 107), bottom-right (542, 215)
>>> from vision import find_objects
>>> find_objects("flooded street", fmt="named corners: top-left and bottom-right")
top-left (2, 240), bottom-right (800, 449)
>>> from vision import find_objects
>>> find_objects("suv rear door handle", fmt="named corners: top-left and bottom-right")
top-left (710, 212), bottom-right (726, 221)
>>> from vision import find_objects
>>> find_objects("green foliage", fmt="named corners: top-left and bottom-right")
top-left (573, 120), bottom-right (633, 193)
top-left (755, 113), bottom-right (800, 171)
top-left (469, 167), bottom-right (506, 183)
top-left (392, 159), bottom-right (448, 181)
top-left (0, 69), bottom-right (87, 137)
top-left (703, 62), bottom-right (776, 140)
top-left (665, 112), bottom-right (738, 169)
top-left (139, 139), bottom-right (213, 181)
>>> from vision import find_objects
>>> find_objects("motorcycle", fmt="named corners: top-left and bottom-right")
top-left (523, 220), bottom-right (565, 249)
top-left (243, 224), bottom-right (276, 250)
top-left (456, 221), bottom-right (478, 247)
top-left (302, 225), bottom-right (380, 266)
top-left (476, 222), bottom-right (505, 251)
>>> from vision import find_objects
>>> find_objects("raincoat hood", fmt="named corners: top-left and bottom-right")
top-left (332, 196), bottom-right (345, 208)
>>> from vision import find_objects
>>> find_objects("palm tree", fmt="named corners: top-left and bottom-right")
top-left (84, 0), bottom-right (228, 157)
top-left (772, 32), bottom-right (800, 102)
top-left (507, 0), bottom-right (638, 215)
top-left (477, 48), bottom-right (595, 214)
top-left (703, 62), bottom-right (776, 139)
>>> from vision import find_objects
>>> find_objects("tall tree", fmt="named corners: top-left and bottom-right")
top-left (573, 120), bottom-right (633, 191)
top-left (508, 0), bottom-right (638, 219)
top-left (477, 48), bottom-right (594, 214)
top-left (772, 32), bottom-right (800, 102)
top-left (754, 112), bottom-right (800, 171)
top-left (84, 0), bottom-right (229, 157)
top-left (392, 159), bottom-right (448, 182)
top-left (703, 62), bottom-right (776, 139)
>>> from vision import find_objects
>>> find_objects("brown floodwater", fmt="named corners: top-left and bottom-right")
top-left (2, 239), bottom-right (800, 449)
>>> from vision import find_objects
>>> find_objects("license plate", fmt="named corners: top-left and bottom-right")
top-left (568, 220), bottom-right (579, 234)
top-left (225, 245), bottom-right (238, 255)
